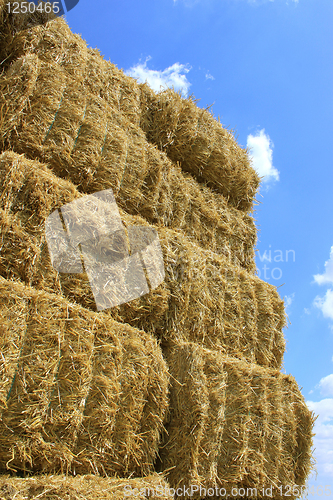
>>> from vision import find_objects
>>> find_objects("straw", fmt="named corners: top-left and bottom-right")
top-left (0, 277), bottom-right (169, 476)
top-left (0, 473), bottom-right (174, 500)
top-left (139, 83), bottom-right (260, 211)
top-left (0, 151), bottom-right (285, 368)
top-left (0, 49), bottom-right (257, 271)
top-left (161, 342), bottom-right (315, 499)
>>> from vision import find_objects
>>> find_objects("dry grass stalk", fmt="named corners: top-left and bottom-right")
top-left (161, 342), bottom-right (315, 499)
top-left (0, 277), bottom-right (169, 476)
top-left (0, 3), bottom-right (86, 78)
top-left (0, 152), bottom-right (285, 368)
top-left (0, 473), bottom-right (173, 499)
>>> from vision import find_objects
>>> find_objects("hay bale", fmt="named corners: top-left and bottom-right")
top-left (0, 49), bottom-right (257, 270)
top-left (0, 474), bottom-right (173, 500)
top-left (0, 277), bottom-right (169, 476)
top-left (159, 231), bottom-right (286, 368)
top-left (139, 84), bottom-right (260, 211)
top-left (0, 152), bottom-right (285, 367)
top-left (161, 342), bottom-right (315, 499)
top-left (0, 3), bottom-right (86, 78)
top-left (0, 150), bottom-right (171, 332)
top-left (0, 6), bottom-right (259, 209)
top-left (0, 8), bottom-right (141, 126)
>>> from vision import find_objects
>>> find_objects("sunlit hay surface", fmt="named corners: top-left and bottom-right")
top-left (0, 474), bottom-right (173, 500)
top-left (139, 84), bottom-right (260, 211)
top-left (0, 277), bottom-right (169, 476)
top-left (0, 151), bottom-right (285, 368)
top-left (161, 342), bottom-right (315, 500)
top-left (0, 8), bottom-right (260, 214)
top-left (0, 7), bottom-right (315, 494)
top-left (0, 49), bottom-right (257, 271)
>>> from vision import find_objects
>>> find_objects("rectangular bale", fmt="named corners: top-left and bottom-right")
top-left (139, 84), bottom-right (260, 211)
top-left (1, 52), bottom-right (258, 269)
top-left (0, 48), bottom-right (257, 269)
top-left (0, 9), bottom-right (141, 126)
top-left (161, 342), bottom-right (315, 499)
top-left (0, 277), bottom-right (169, 476)
top-left (0, 5), bottom-right (88, 79)
top-left (0, 7), bottom-right (259, 213)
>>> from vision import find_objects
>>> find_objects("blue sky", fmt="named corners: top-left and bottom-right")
top-left (63, 0), bottom-right (333, 494)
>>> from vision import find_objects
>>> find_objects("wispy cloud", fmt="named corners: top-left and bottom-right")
top-left (125, 56), bottom-right (191, 96)
top-left (284, 293), bottom-right (295, 314)
top-left (312, 247), bottom-right (333, 322)
top-left (246, 129), bottom-right (280, 184)
top-left (314, 289), bottom-right (333, 321)
top-left (314, 246), bottom-right (333, 286)
top-left (173, 0), bottom-right (200, 5)
top-left (205, 71), bottom-right (215, 80)
top-left (318, 375), bottom-right (333, 398)
top-left (248, 0), bottom-right (299, 4)
top-left (306, 398), bottom-right (333, 477)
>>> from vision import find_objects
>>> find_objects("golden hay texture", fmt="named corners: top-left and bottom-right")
top-left (0, 8), bottom-right (315, 495)
top-left (139, 84), bottom-right (260, 211)
top-left (161, 342), bottom-right (315, 500)
top-left (0, 151), bottom-right (285, 368)
top-left (0, 474), bottom-right (173, 500)
top-left (0, 4), bottom-right (140, 125)
top-left (0, 51), bottom-right (257, 271)
top-left (0, 277), bottom-right (169, 476)
top-left (0, 8), bottom-right (259, 213)
top-left (0, 3), bottom-right (86, 78)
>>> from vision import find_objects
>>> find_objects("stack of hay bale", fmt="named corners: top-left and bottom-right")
top-left (0, 3), bottom-right (314, 499)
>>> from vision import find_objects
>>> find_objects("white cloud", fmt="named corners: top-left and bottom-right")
top-left (319, 375), bottom-right (333, 398)
top-left (125, 56), bottom-right (191, 96)
top-left (314, 246), bottom-right (333, 286)
top-left (247, 129), bottom-right (280, 183)
top-left (173, 0), bottom-right (201, 5)
top-left (205, 71), bottom-right (215, 80)
top-left (284, 293), bottom-right (295, 313)
top-left (306, 399), bottom-right (333, 478)
top-left (314, 289), bottom-right (333, 320)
